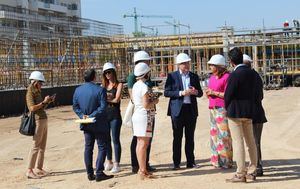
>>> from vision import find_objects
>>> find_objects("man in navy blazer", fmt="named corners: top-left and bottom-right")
top-left (164, 53), bottom-right (203, 170)
top-left (73, 69), bottom-right (113, 182)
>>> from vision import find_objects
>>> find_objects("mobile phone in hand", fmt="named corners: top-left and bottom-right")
top-left (50, 93), bottom-right (56, 99)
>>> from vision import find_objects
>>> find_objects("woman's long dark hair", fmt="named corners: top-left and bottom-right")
top-left (102, 69), bottom-right (119, 89)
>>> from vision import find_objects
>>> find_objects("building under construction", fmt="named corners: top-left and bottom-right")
top-left (1, 3), bottom-right (300, 91)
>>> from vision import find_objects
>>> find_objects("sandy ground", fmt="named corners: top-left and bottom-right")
top-left (0, 87), bottom-right (300, 189)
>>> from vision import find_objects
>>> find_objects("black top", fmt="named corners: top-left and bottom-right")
top-left (106, 87), bottom-right (121, 121)
top-left (225, 65), bottom-right (256, 119)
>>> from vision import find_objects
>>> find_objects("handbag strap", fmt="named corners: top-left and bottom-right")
top-left (23, 99), bottom-right (29, 115)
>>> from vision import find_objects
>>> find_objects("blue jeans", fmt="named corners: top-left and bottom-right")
top-left (84, 131), bottom-right (108, 176)
top-left (106, 118), bottom-right (122, 163)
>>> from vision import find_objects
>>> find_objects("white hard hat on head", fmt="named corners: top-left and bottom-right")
top-left (103, 62), bottom-right (116, 72)
top-left (134, 62), bottom-right (151, 77)
top-left (243, 54), bottom-right (253, 63)
top-left (175, 53), bottom-right (191, 64)
top-left (285, 20), bottom-right (289, 23)
top-left (134, 50), bottom-right (151, 63)
top-left (29, 71), bottom-right (45, 82)
top-left (207, 54), bottom-right (226, 66)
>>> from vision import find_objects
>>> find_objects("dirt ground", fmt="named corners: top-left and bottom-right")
top-left (0, 87), bottom-right (299, 189)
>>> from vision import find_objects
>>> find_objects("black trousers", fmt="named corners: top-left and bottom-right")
top-left (171, 104), bottom-right (197, 167)
top-left (253, 123), bottom-right (264, 169)
top-left (130, 119), bottom-right (155, 168)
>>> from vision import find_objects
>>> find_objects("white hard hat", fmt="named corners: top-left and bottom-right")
top-left (207, 54), bottom-right (226, 66)
top-left (133, 50), bottom-right (151, 63)
top-left (243, 54), bottom-right (253, 63)
top-left (134, 62), bottom-right (151, 77)
top-left (175, 53), bottom-right (191, 64)
top-left (285, 20), bottom-right (289, 23)
top-left (29, 71), bottom-right (45, 82)
top-left (103, 62), bottom-right (116, 72)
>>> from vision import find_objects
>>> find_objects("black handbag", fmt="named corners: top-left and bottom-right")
top-left (19, 105), bottom-right (36, 136)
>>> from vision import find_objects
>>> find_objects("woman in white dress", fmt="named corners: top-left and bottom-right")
top-left (132, 63), bottom-right (158, 179)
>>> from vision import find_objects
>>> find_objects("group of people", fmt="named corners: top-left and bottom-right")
top-left (24, 47), bottom-right (267, 183)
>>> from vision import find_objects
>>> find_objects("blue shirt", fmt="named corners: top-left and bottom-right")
top-left (179, 70), bottom-right (191, 104)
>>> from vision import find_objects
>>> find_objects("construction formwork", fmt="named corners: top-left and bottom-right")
top-left (0, 5), bottom-right (124, 90)
top-left (0, 35), bottom-right (127, 90)
top-left (120, 27), bottom-right (300, 87)
top-left (1, 16), bottom-right (300, 90)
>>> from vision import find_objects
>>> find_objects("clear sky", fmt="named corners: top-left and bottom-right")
top-left (81, 0), bottom-right (300, 35)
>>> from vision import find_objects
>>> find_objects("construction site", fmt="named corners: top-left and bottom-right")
top-left (1, 2), bottom-right (300, 189)
top-left (1, 13), bottom-right (300, 90)
top-left (0, 1), bottom-right (300, 115)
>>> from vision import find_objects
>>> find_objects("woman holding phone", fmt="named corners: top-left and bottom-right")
top-left (132, 63), bottom-right (158, 180)
top-left (26, 71), bottom-right (55, 179)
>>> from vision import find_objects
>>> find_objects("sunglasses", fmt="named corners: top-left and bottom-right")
top-left (104, 70), bottom-right (113, 75)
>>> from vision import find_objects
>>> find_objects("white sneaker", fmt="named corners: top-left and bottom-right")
top-left (110, 164), bottom-right (121, 173)
top-left (104, 162), bottom-right (113, 171)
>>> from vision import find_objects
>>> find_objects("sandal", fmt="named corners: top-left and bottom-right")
top-left (35, 169), bottom-right (49, 177)
top-left (26, 171), bottom-right (41, 179)
top-left (138, 170), bottom-right (156, 180)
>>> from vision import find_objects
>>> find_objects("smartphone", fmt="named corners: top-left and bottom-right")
top-left (189, 86), bottom-right (195, 90)
top-left (50, 93), bottom-right (56, 99)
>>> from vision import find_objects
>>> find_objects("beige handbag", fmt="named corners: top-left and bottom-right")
top-left (123, 100), bottom-right (134, 127)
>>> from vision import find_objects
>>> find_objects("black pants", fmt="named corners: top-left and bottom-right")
top-left (171, 104), bottom-right (197, 167)
top-left (130, 119), bottom-right (155, 168)
top-left (84, 131), bottom-right (108, 176)
top-left (252, 123), bottom-right (264, 169)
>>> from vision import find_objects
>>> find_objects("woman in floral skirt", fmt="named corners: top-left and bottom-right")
top-left (205, 54), bottom-right (233, 169)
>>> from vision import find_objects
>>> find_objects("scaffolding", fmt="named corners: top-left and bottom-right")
top-left (0, 5), bottom-right (124, 90)
top-left (118, 27), bottom-right (300, 88)
top-left (1, 4), bottom-right (300, 90)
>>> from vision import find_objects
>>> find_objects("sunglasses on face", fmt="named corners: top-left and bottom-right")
top-left (38, 81), bottom-right (43, 85)
top-left (104, 70), bottom-right (113, 75)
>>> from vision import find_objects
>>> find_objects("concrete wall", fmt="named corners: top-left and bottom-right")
top-left (0, 85), bottom-right (79, 117)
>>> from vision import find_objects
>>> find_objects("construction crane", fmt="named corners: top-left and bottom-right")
top-left (165, 20), bottom-right (191, 35)
top-left (140, 24), bottom-right (158, 36)
top-left (123, 7), bottom-right (172, 36)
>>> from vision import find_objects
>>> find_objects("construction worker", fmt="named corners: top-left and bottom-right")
top-left (243, 54), bottom-right (267, 176)
top-left (293, 19), bottom-right (300, 36)
top-left (127, 50), bottom-right (156, 173)
top-left (283, 20), bottom-right (290, 37)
